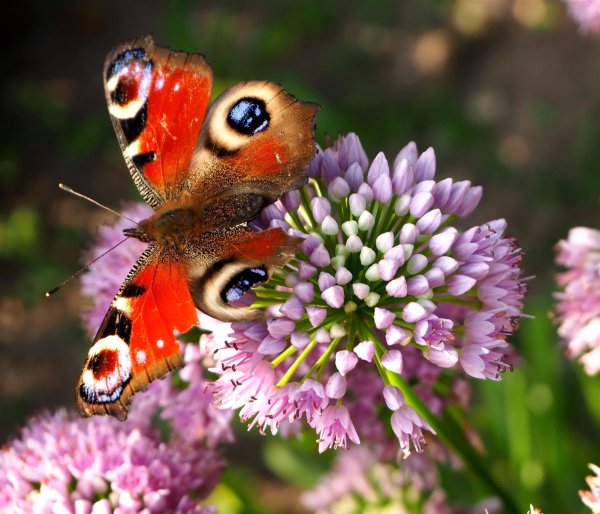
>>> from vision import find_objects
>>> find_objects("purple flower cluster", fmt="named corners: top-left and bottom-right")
top-left (555, 227), bottom-right (600, 375)
top-left (210, 133), bottom-right (526, 455)
top-left (580, 464), bottom-right (600, 513)
top-left (128, 332), bottom-right (234, 447)
top-left (302, 445), bottom-right (500, 514)
top-left (563, 0), bottom-right (600, 32)
top-left (0, 410), bottom-right (220, 513)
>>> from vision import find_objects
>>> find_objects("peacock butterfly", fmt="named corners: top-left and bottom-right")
top-left (76, 35), bottom-right (318, 420)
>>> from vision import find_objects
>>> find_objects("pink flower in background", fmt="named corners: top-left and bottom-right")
top-left (555, 227), bottom-right (600, 375)
top-left (581, 464), bottom-right (600, 513)
top-left (127, 335), bottom-right (234, 447)
top-left (210, 133), bottom-right (526, 455)
top-left (0, 410), bottom-right (220, 513)
top-left (564, 0), bottom-right (600, 32)
top-left (302, 445), bottom-right (500, 514)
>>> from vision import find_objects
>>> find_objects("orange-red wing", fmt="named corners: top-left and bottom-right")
top-left (104, 35), bottom-right (213, 207)
top-left (76, 248), bottom-right (198, 420)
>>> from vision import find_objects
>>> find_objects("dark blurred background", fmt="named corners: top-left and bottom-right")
top-left (2, 1), bottom-right (600, 512)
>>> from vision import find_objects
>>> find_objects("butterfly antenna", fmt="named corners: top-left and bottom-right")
top-left (45, 236), bottom-right (131, 297)
top-left (58, 183), bottom-right (138, 224)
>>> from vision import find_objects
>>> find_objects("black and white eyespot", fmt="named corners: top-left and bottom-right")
top-left (79, 335), bottom-right (132, 404)
top-left (189, 259), bottom-right (269, 321)
top-left (202, 81), bottom-right (281, 155)
top-left (105, 47), bottom-right (153, 122)
top-left (222, 266), bottom-right (268, 303)
top-left (227, 98), bottom-right (270, 135)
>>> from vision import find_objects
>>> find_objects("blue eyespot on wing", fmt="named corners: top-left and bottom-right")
top-left (227, 98), bottom-right (270, 135)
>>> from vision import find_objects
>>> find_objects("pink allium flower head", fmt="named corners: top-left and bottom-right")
top-left (0, 410), bottom-right (220, 513)
top-left (210, 133), bottom-right (526, 455)
top-left (555, 227), bottom-right (600, 375)
top-left (301, 445), bottom-right (500, 514)
top-left (564, 0), bottom-right (600, 32)
top-left (581, 464), bottom-right (600, 513)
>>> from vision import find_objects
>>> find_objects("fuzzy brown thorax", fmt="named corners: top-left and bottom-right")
top-left (123, 201), bottom-right (208, 244)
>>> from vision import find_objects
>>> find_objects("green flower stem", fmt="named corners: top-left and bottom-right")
top-left (365, 202), bottom-right (381, 247)
top-left (383, 370), bottom-right (520, 514)
top-left (345, 316), bottom-right (357, 350)
top-left (301, 336), bottom-right (342, 382)
top-left (300, 187), bottom-right (318, 229)
top-left (310, 177), bottom-right (323, 197)
top-left (250, 300), bottom-right (283, 310)
top-left (267, 273), bottom-right (287, 287)
top-left (293, 315), bottom-right (339, 334)
top-left (433, 295), bottom-right (482, 309)
top-left (254, 290), bottom-right (292, 300)
top-left (276, 339), bottom-right (318, 388)
top-left (271, 345), bottom-right (298, 367)
top-left (288, 210), bottom-right (308, 232)
top-left (315, 338), bottom-right (342, 381)
top-left (358, 321), bottom-right (519, 514)
top-left (370, 199), bottom-right (395, 245)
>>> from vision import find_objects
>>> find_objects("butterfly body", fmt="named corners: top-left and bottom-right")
top-left (76, 35), bottom-right (318, 420)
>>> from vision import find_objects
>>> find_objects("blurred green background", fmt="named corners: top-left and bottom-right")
top-left (1, 0), bottom-right (600, 512)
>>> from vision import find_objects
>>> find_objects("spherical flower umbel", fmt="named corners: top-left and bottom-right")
top-left (555, 227), bottom-right (600, 375)
top-left (0, 410), bottom-right (220, 513)
top-left (211, 133), bottom-right (526, 456)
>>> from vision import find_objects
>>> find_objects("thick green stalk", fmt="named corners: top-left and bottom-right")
top-left (276, 340), bottom-right (318, 387)
top-left (358, 321), bottom-right (520, 513)
top-left (383, 369), bottom-right (521, 514)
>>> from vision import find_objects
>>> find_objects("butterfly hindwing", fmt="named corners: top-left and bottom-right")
top-left (104, 35), bottom-right (213, 207)
top-left (77, 247), bottom-right (198, 420)
top-left (188, 81), bottom-right (319, 227)
top-left (186, 226), bottom-right (300, 321)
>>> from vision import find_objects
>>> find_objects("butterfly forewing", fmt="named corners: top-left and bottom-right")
top-left (104, 35), bottom-right (213, 206)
